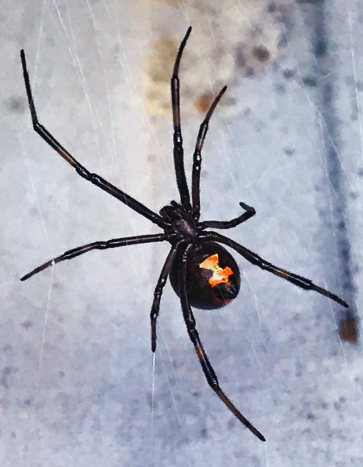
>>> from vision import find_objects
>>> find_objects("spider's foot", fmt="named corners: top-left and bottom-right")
top-left (313, 283), bottom-right (348, 308)
top-left (151, 320), bottom-right (157, 352)
top-left (214, 387), bottom-right (265, 441)
top-left (239, 202), bottom-right (256, 213)
top-left (20, 259), bottom-right (54, 281)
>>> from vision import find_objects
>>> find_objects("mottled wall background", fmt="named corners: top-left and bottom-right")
top-left (1, 1), bottom-right (362, 466)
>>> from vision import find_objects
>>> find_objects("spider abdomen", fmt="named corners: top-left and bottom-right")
top-left (170, 242), bottom-right (240, 309)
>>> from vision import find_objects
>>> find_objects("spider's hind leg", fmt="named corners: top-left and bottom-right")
top-left (150, 241), bottom-right (183, 352)
top-left (178, 244), bottom-right (265, 441)
top-left (21, 234), bottom-right (168, 281)
top-left (205, 231), bottom-right (348, 308)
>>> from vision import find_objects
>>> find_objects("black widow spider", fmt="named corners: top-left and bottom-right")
top-left (20, 27), bottom-right (348, 442)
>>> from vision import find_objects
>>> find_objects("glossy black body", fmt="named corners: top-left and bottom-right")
top-left (170, 241), bottom-right (240, 309)
top-left (20, 27), bottom-right (347, 442)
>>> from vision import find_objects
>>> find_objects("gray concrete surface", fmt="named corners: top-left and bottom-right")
top-left (1, 1), bottom-right (362, 466)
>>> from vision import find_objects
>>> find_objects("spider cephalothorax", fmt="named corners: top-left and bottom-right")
top-left (160, 201), bottom-right (197, 243)
top-left (21, 27), bottom-right (348, 442)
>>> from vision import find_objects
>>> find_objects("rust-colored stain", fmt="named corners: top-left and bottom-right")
top-left (195, 93), bottom-right (214, 112)
top-left (339, 317), bottom-right (359, 343)
top-left (199, 254), bottom-right (233, 287)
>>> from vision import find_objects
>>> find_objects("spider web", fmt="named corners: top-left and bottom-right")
top-left (3, 0), bottom-right (362, 465)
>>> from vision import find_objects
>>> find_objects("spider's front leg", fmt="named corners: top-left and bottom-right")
top-left (20, 50), bottom-right (164, 229)
top-left (179, 244), bottom-right (265, 441)
top-left (191, 85), bottom-right (227, 221)
top-left (171, 28), bottom-right (192, 211)
top-left (199, 202), bottom-right (256, 230)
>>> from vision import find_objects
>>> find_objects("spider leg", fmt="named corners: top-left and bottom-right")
top-left (21, 233), bottom-right (168, 281)
top-left (192, 86), bottom-right (227, 221)
top-left (150, 240), bottom-right (184, 352)
top-left (179, 244), bottom-right (266, 441)
top-left (203, 232), bottom-right (349, 308)
top-left (171, 27), bottom-right (192, 211)
top-left (20, 50), bottom-right (164, 229)
top-left (198, 202), bottom-right (256, 230)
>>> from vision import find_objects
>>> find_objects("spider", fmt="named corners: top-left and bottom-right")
top-left (20, 27), bottom-right (348, 442)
